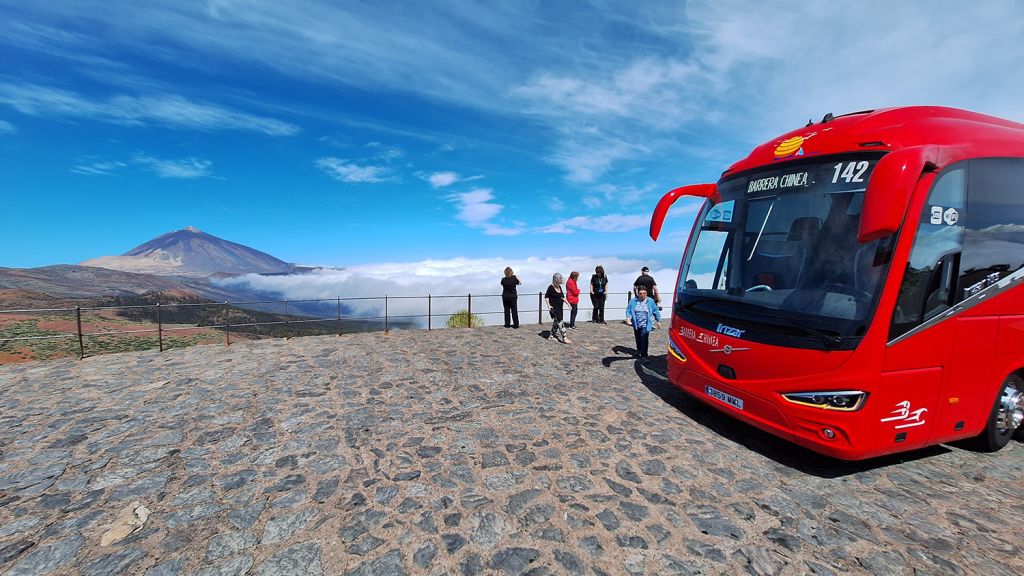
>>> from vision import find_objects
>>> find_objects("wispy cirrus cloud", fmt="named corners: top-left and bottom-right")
top-left (364, 141), bottom-right (404, 161)
top-left (0, 83), bottom-right (299, 136)
top-left (71, 154), bottom-right (216, 178)
top-left (514, 59), bottom-right (697, 125)
top-left (0, 119), bottom-right (15, 134)
top-left (538, 214), bottom-right (650, 234)
top-left (513, 58), bottom-right (698, 183)
top-left (582, 183), bottom-right (658, 210)
top-left (133, 155), bottom-right (214, 179)
top-left (544, 131), bottom-right (646, 184)
top-left (315, 157), bottom-right (394, 183)
top-left (419, 170), bottom-right (485, 189)
top-left (70, 160), bottom-right (127, 176)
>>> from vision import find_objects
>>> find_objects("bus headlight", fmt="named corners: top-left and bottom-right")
top-left (667, 339), bottom-right (687, 362)
top-left (782, 390), bottom-right (867, 411)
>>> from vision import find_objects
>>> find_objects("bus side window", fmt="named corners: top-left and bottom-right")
top-left (890, 166), bottom-right (966, 340)
top-left (957, 158), bottom-right (1024, 300)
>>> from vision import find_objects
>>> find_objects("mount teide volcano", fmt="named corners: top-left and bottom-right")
top-left (81, 227), bottom-right (296, 277)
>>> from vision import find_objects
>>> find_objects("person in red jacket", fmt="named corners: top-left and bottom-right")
top-left (566, 271), bottom-right (581, 330)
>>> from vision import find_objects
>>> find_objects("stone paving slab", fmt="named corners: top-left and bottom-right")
top-left (0, 322), bottom-right (1022, 575)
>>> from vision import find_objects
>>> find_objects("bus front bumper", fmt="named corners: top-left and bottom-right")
top-left (668, 361), bottom-right (878, 460)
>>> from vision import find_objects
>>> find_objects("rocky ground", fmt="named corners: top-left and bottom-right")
top-left (0, 322), bottom-right (1022, 575)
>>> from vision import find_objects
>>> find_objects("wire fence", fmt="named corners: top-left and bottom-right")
top-left (0, 292), bottom-right (639, 361)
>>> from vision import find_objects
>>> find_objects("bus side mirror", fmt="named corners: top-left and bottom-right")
top-left (650, 184), bottom-right (717, 241)
top-left (859, 146), bottom-right (938, 243)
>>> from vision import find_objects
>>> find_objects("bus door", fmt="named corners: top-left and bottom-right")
top-left (878, 168), bottom-right (968, 450)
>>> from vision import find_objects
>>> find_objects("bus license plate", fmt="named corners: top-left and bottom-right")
top-left (705, 385), bottom-right (744, 410)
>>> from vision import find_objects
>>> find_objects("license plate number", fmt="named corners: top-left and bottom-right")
top-left (705, 385), bottom-right (744, 410)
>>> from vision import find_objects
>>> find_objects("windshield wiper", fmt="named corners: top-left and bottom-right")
top-left (764, 313), bottom-right (844, 348)
top-left (680, 297), bottom-right (844, 348)
top-left (679, 298), bottom-right (739, 318)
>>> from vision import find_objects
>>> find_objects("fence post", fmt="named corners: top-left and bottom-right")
top-left (157, 302), bottom-right (164, 352)
top-left (538, 292), bottom-right (543, 325)
top-left (76, 305), bottom-right (84, 360)
top-left (428, 294), bottom-right (432, 330)
top-left (467, 293), bottom-right (472, 328)
top-left (336, 297), bottom-right (342, 336)
top-left (224, 302), bottom-right (230, 346)
top-left (385, 295), bottom-right (389, 333)
top-left (284, 299), bottom-right (289, 339)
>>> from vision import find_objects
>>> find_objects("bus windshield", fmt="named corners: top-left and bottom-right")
top-left (678, 153), bottom-right (893, 349)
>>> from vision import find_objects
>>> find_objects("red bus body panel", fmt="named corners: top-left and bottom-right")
top-left (659, 106), bottom-right (1024, 460)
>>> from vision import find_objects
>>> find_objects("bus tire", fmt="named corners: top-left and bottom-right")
top-left (978, 374), bottom-right (1024, 452)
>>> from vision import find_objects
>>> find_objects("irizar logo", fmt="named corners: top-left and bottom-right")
top-left (716, 323), bottom-right (745, 338)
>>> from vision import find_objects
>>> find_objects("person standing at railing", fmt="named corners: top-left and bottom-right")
top-left (546, 273), bottom-right (571, 343)
top-left (566, 271), bottom-right (581, 330)
top-left (632, 266), bottom-right (661, 309)
top-left (626, 285), bottom-right (661, 358)
top-left (590, 265), bottom-right (608, 324)
top-left (500, 267), bottom-right (521, 329)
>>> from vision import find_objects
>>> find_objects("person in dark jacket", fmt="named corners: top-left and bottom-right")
top-left (589, 265), bottom-right (608, 324)
top-left (546, 273), bottom-right (571, 343)
top-left (632, 266), bottom-right (660, 307)
top-left (500, 266), bottom-right (521, 328)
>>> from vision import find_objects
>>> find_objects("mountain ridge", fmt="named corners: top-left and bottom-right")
top-left (81, 227), bottom-right (295, 277)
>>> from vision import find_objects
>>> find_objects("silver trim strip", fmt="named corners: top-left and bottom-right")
top-left (784, 390), bottom-right (867, 397)
top-left (888, 266), bottom-right (1024, 346)
top-left (709, 346), bottom-right (751, 354)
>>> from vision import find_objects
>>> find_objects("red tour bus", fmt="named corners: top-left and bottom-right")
top-left (650, 106), bottom-right (1024, 460)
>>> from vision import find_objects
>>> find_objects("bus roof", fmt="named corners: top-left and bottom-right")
top-left (724, 106), bottom-right (1024, 177)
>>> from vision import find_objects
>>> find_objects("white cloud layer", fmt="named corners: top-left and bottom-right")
top-left (216, 255), bottom-right (678, 327)
top-left (0, 83), bottom-right (299, 136)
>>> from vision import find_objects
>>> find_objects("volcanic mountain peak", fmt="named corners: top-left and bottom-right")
top-left (81, 228), bottom-right (295, 277)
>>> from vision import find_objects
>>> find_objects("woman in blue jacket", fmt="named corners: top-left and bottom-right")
top-left (626, 285), bottom-right (661, 357)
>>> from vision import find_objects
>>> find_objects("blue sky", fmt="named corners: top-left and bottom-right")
top-left (2, 1), bottom-right (1023, 272)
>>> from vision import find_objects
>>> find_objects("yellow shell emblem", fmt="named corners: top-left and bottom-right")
top-left (774, 136), bottom-right (805, 158)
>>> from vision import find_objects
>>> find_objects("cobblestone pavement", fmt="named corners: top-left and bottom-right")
top-left (1, 322), bottom-right (1022, 576)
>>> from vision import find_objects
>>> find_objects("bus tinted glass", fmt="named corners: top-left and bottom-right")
top-left (959, 157), bottom-right (1024, 298)
top-left (678, 153), bottom-right (891, 349)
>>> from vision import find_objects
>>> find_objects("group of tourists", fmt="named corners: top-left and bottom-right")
top-left (500, 265), bottom-right (662, 357)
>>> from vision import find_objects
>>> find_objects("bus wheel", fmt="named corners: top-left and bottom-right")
top-left (979, 374), bottom-right (1024, 452)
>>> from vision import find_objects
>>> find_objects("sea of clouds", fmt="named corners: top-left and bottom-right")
top-left (215, 256), bottom-right (679, 327)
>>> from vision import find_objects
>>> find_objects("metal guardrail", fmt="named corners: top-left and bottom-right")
top-left (0, 292), bottom-right (637, 360)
